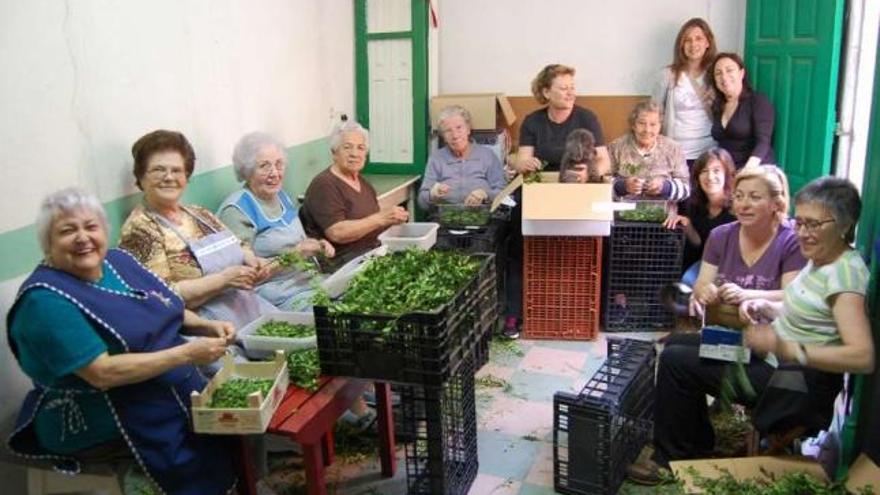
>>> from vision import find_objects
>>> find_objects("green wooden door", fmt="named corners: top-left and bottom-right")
top-left (745, 0), bottom-right (845, 195)
top-left (355, 0), bottom-right (428, 176)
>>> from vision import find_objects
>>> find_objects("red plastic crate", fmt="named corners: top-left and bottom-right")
top-left (523, 236), bottom-right (602, 340)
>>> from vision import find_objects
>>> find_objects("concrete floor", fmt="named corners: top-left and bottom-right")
top-left (264, 332), bottom-right (665, 495)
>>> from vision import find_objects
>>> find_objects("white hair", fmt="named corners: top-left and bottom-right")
top-left (231, 132), bottom-right (288, 183)
top-left (329, 120), bottom-right (370, 153)
top-left (36, 187), bottom-right (108, 256)
top-left (437, 105), bottom-right (472, 133)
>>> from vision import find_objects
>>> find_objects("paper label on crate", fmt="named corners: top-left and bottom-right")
top-left (699, 343), bottom-right (751, 363)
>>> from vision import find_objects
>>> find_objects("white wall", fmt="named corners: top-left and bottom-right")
top-left (0, 0), bottom-right (354, 233)
top-left (437, 0), bottom-right (746, 95)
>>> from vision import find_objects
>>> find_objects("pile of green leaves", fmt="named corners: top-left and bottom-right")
top-left (619, 162), bottom-right (645, 177)
top-left (209, 378), bottom-right (275, 408)
top-left (255, 320), bottom-right (316, 339)
top-left (276, 250), bottom-right (321, 274)
top-left (286, 348), bottom-right (320, 392)
top-left (618, 202), bottom-right (667, 222)
top-left (670, 466), bottom-right (876, 495)
top-left (438, 207), bottom-right (491, 227)
top-left (328, 249), bottom-right (480, 316)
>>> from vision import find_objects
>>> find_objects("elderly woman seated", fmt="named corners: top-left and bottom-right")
top-left (119, 129), bottom-right (275, 329)
top-left (218, 131), bottom-right (334, 310)
top-left (609, 100), bottom-right (690, 203)
top-left (418, 105), bottom-right (506, 210)
top-left (300, 120), bottom-right (408, 270)
top-left (7, 188), bottom-right (236, 494)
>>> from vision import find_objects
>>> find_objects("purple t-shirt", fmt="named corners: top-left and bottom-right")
top-left (703, 221), bottom-right (806, 290)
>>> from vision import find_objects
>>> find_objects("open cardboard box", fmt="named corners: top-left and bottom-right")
top-left (670, 455), bottom-right (877, 493)
top-left (521, 173), bottom-right (613, 236)
top-left (430, 93), bottom-right (516, 131)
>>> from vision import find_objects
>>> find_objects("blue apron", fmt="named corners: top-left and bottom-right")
top-left (219, 189), bottom-right (317, 310)
top-left (6, 249), bottom-right (236, 495)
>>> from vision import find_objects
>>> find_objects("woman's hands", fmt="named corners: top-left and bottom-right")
top-left (430, 183), bottom-right (451, 201)
top-left (219, 265), bottom-right (261, 290)
top-left (376, 205), bottom-right (409, 227)
top-left (464, 188), bottom-right (488, 206)
top-left (624, 177), bottom-right (645, 195)
top-left (739, 298), bottom-right (782, 325)
top-left (183, 337), bottom-right (229, 365)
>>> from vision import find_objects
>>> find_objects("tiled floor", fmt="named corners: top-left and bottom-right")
top-left (265, 333), bottom-right (664, 495)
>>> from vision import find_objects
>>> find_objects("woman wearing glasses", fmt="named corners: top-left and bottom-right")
top-left (218, 132), bottom-right (335, 310)
top-left (629, 165), bottom-right (807, 485)
top-left (120, 130), bottom-right (275, 331)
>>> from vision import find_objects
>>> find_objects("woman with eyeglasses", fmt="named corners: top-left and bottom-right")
top-left (120, 130), bottom-right (276, 332)
top-left (628, 165), bottom-right (807, 485)
top-left (217, 132), bottom-right (335, 310)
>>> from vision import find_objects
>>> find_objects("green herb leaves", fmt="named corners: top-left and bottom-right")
top-left (208, 378), bottom-right (275, 408)
top-left (255, 321), bottom-right (316, 339)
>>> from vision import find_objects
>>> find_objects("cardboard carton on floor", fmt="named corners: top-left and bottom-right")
top-left (669, 455), bottom-right (877, 493)
top-left (430, 93), bottom-right (516, 131)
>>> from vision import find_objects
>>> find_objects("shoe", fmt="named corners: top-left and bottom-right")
top-left (501, 316), bottom-right (520, 340)
top-left (363, 390), bottom-right (401, 408)
top-left (626, 446), bottom-right (671, 486)
top-left (339, 408), bottom-right (377, 433)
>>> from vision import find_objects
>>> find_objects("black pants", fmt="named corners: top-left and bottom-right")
top-left (653, 333), bottom-right (775, 462)
top-left (504, 190), bottom-right (523, 320)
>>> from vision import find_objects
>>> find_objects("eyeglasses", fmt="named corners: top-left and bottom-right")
top-left (255, 161), bottom-right (285, 175)
top-left (145, 166), bottom-right (186, 179)
top-left (793, 217), bottom-right (835, 233)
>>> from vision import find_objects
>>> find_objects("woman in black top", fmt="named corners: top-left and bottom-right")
top-left (667, 147), bottom-right (736, 286)
top-left (710, 53), bottom-right (776, 169)
top-left (514, 64), bottom-right (611, 173)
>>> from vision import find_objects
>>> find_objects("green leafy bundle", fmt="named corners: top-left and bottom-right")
top-left (276, 250), bottom-right (320, 274)
top-left (286, 348), bottom-right (320, 392)
top-left (619, 162), bottom-right (646, 177)
top-left (438, 208), bottom-right (491, 227)
top-left (671, 466), bottom-right (876, 495)
top-left (209, 378), bottom-right (275, 408)
top-left (618, 203), bottom-right (667, 222)
top-left (328, 249), bottom-right (480, 316)
top-left (254, 320), bottom-right (316, 339)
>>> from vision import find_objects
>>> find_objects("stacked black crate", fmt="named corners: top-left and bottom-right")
top-left (554, 339), bottom-right (656, 495)
top-left (604, 222), bottom-right (684, 332)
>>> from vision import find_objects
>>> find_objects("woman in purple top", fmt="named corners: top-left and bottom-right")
top-left (628, 165), bottom-right (807, 485)
top-left (710, 53), bottom-right (776, 169)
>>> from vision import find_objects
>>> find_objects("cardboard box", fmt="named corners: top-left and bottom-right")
top-left (430, 93), bottom-right (516, 130)
top-left (191, 351), bottom-right (289, 434)
top-left (699, 325), bottom-right (751, 363)
top-left (521, 176), bottom-right (613, 236)
top-left (670, 456), bottom-right (829, 494)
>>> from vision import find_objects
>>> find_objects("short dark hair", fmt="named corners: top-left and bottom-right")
top-left (131, 130), bottom-right (196, 189)
top-left (794, 176), bottom-right (861, 244)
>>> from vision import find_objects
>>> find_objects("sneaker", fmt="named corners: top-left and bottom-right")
top-left (501, 316), bottom-right (520, 340)
top-left (626, 452), bottom-right (671, 486)
top-left (339, 408), bottom-right (378, 433)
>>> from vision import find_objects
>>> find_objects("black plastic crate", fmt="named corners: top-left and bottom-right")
top-left (554, 338), bottom-right (656, 495)
top-left (315, 254), bottom-right (494, 386)
top-left (470, 261), bottom-right (498, 370)
top-left (399, 356), bottom-right (478, 495)
top-left (604, 222), bottom-right (684, 332)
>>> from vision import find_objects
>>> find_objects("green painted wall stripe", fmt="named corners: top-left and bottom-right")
top-left (0, 137), bottom-right (329, 282)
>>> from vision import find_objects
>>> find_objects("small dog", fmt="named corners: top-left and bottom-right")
top-left (559, 129), bottom-right (601, 183)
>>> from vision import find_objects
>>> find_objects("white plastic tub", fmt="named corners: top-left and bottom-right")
top-left (238, 311), bottom-right (316, 359)
top-left (320, 244), bottom-right (388, 298)
top-left (378, 222), bottom-right (439, 252)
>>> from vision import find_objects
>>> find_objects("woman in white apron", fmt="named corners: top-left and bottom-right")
top-left (119, 130), bottom-right (276, 331)
top-left (218, 132), bottom-right (335, 311)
